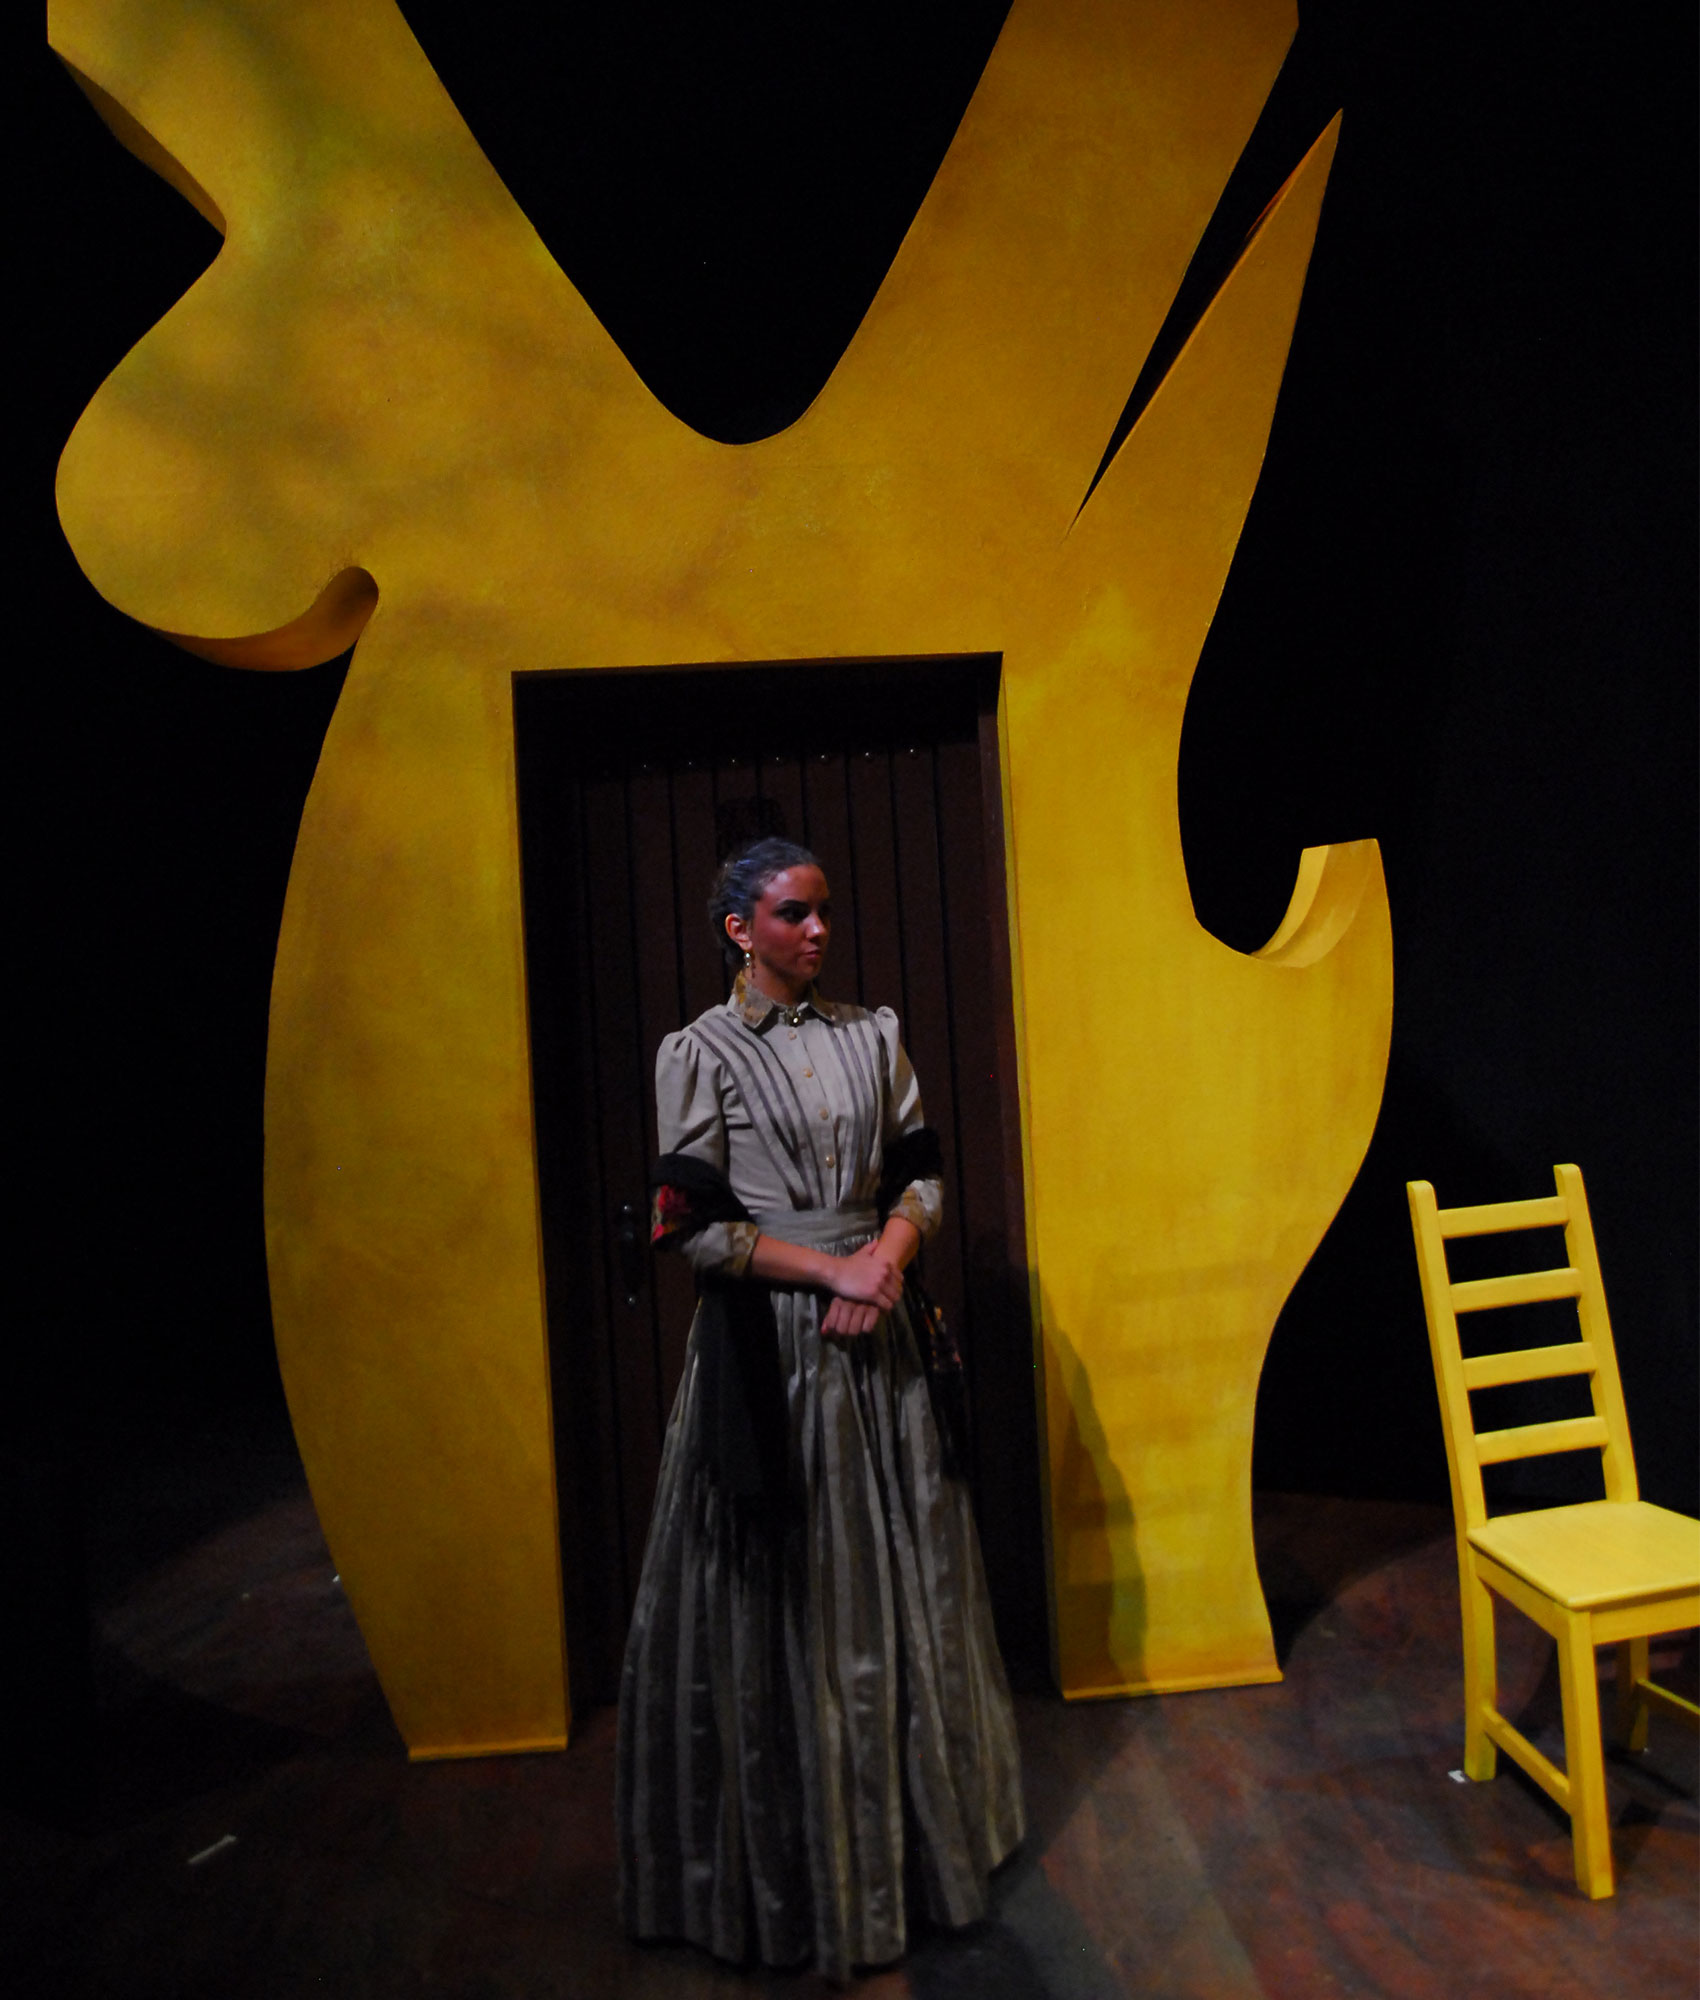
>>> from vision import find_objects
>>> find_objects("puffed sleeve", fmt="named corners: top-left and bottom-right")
top-left (654, 1029), bottom-right (758, 1279)
top-left (874, 1006), bottom-right (944, 1246)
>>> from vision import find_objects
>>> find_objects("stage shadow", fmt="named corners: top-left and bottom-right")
top-left (1035, 1288), bottom-right (1149, 1704)
top-left (1253, 1488), bottom-right (1451, 1665)
top-left (907, 1843), bottom-right (1126, 2000)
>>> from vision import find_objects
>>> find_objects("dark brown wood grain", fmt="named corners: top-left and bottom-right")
top-left (512, 756), bottom-right (626, 1709)
top-left (756, 750), bottom-right (806, 848)
top-left (51, 1464), bottom-right (1698, 1997)
top-left (847, 748), bottom-right (904, 1011)
top-left (889, 744), bottom-right (969, 1401)
top-left (577, 772), bottom-right (661, 1640)
top-left (801, 750), bottom-right (862, 999)
top-left (626, 765), bottom-right (696, 1420)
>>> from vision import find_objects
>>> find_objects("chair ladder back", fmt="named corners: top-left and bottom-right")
top-left (1552, 1164), bottom-right (1639, 1503)
top-left (1407, 1178), bottom-right (1489, 1530)
top-left (1407, 1166), bottom-right (1631, 1527)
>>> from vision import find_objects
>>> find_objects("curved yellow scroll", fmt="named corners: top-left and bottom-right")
top-left (51, 0), bottom-right (1390, 1741)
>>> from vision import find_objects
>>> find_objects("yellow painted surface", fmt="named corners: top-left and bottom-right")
top-left (51, 0), bottom-right (1392, 1739)
top-left (1471, 1502), bottom-right (1700, 1610)
top-left (1408, 1166), bottom-right (1700, 1897)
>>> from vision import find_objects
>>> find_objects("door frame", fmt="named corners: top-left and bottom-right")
top-left (512, 652), bottom-right (1045, 1695)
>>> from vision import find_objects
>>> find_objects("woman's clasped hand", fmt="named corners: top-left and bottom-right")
top-left (820, 1236), bottom-right (908, 1337)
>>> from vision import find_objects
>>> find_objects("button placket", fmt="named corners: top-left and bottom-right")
top-left (793, 1018), bottom-right (838, 1186)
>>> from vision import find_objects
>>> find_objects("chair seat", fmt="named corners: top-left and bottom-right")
top-left (1470, 1500), bottom-right (1700, 1610)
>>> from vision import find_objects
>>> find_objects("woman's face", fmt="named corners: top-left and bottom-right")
top-left (728, 865), bottom-right (831, 1000)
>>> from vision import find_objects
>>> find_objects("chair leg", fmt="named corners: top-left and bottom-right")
top-left (1460, 1561), bottom-right (1498, 1781)
top-left (1556, 1614), bottom-right (1614, 1898)
top-left (1614, 1637), bottom-right (1650, 1752)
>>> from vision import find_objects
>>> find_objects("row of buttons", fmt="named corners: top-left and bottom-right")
top-left (790, 1028), bottom-right (834, 1168)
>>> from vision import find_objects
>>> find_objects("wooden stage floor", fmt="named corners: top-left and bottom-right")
top-left (8, 1448), bottom-right (1695, 1998)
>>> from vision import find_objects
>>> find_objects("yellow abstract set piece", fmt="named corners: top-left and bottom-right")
top-left (52, 0), bottom-right (1392, 1748)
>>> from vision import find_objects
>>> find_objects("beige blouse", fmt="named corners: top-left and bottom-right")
top-left (655, 973), bottom-right (944, 1276)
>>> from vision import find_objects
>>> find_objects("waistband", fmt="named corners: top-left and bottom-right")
top-left (752, 1204), bottom-right (880, 1252)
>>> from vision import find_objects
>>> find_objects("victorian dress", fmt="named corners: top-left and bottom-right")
top-left (615, 974), bottom-right (1025, 1980)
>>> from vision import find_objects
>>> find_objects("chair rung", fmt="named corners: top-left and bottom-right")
top-left (1438, 1193), bottom-right (1569, 1238)
top-left (1638, 1680), bottom-right (1700, 1729)
top-left (1482, 1704), bottom-right (1570, 1807)
top-left (1450, 1267), bottom-right (1582, 1312)
top-left (1475, 1415), bottom-right (1609, 1464)
top-left (1462, 1342), bottom-right (1597, 1389)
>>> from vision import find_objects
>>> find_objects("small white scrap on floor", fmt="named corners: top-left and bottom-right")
top-left (1448, 1770), bottom-right (1468, 1784)
top-left (187, 1834), bottom-right (239, 1867)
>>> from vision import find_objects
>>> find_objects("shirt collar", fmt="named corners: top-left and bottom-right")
top-left (730, 968), bottom-right (834, 1031)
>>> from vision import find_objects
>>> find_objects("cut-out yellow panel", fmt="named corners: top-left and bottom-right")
top-left (52, 0), bottom-right (1390, 1745)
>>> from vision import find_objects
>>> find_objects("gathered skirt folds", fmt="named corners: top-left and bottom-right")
top-left (615, 1237), bottom-right (1025, 1980)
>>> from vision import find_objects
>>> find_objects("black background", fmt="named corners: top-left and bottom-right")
top-left (15, 0), bottom-right (1696, 1677)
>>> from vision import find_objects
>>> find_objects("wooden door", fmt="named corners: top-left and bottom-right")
top-left (515, 658), bottom-right (1044, 1702)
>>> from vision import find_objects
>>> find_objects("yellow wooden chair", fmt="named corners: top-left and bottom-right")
top-left (1407, 1163), bottom-right (1699, 1897)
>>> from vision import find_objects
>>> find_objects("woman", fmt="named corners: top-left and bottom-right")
top-left (616, 836), bottom-right (1024, 1981)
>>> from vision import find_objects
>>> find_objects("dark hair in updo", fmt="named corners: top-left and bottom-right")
top-left (708, 837), bottom-right (822, 971)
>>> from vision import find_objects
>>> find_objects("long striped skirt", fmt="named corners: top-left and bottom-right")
top-left (615, 1214), bottom-right (1024, 1982)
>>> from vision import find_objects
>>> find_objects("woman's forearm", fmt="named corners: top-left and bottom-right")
top-left (747, 1233), bottom-right (837, 1291)
top-left (748, 1221), bottom-right (919, 1302)
top-left (878, 1216), bottom-right (921, 1273)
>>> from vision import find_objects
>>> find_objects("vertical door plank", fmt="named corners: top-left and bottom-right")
top-left (670, 762), bottom-right (723, 1026)
top-left (714, 755), bottom-right (770, 880)
top-left (661, 761), bottom-right (720, 1412)
top-left (936, 735), bottom-right (999, 1419)
top-left (713, 753), bottom-right (764, 999)
top-left (579, 772), bottom-right (662, 1631)
top-left (936, 737), bottom-right (1011, 1478)
top-left (847, 748), bottom-right (905, 1017)
top-left (627, 761), bottom-right (696, 1414)
top-left (757, 752), bottom-right (807, 848)
top-left (977, 691), bottom-right (1046, 1672)
top-left (889, 744), bottom-right (969, 1361)
top-left (519, 756), bottom-right (626, 1707)
top-left (939, 726), bottom-right (1045, 1670)
top-left (802, 752), bottom-right (862, 1001)
top-left (629, 760), bottom-right (684, 1068)
top-left (978, 702), bottom-right (1031, 1310)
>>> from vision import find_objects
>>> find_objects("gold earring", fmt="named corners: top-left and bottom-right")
top-left (743, 948), bottom-right (753, 973)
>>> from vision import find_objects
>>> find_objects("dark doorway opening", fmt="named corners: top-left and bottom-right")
top-left (513, 656), bottom-right (1046, 1705)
